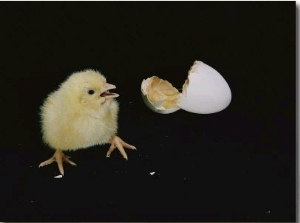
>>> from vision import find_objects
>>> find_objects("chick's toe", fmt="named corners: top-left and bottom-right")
top-left (38, 157), bottom-right (56, 167)
top-left (39, 150), bottom-right (76, 175)
top-left (106, 135), bottom-right (136, 160)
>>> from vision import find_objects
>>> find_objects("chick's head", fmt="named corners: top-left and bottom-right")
top-left (61, 69), bottom-right (119, 109)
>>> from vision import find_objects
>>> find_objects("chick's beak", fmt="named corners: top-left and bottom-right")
top-left (100, 83), bottom-right (119, 98)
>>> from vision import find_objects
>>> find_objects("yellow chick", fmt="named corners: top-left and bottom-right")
top-left (39, 69), bottom-right (136, 176)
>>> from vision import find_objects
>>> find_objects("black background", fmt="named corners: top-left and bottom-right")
top-left (0, 2), bottom-right (295, 222)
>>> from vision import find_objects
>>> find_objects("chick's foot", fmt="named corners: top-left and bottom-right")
top-left (39, 150), bottom-right (76, 175)
top-left (106, 136), bottom-right (136, 160)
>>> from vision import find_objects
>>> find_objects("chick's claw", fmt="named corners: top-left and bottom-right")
top-left (38, 150), bottom-right (77, 175)
top-left (106, 136), bottom-right (136, 160)
top-left (38, 157), bottom-right (56, 167)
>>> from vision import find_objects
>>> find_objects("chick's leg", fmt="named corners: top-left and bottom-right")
top-left (106, 136), bottom-right (136, 160)
top-left (39, 150), bottom-right (76, 175)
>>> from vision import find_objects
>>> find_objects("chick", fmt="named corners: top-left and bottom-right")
top-left (39, 69), bottom-right (136, 175)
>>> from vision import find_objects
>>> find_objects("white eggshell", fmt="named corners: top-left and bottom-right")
top-left (179, 61), bottom-right (231, 114)
top-left (141, 60), bottom-right (232, 114)
top-left (54, 174), bottom-right (63, 178)
top-left (141, 93), bottom-right (180, 114)
top-left (141, 76), bottom-right (180, 114)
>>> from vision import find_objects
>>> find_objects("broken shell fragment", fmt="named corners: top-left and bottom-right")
top-left (141, 76), bottom-right (181, 114)
top-left (141, 61), bottom-right (232, 114)
top-left (54, 174), bottom-right (63, 178)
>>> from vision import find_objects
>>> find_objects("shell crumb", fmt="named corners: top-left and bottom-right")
top-left (54, 175), bottom-right (63, 178)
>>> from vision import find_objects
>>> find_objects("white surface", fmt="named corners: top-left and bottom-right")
top-left (179, 61), bottom-right (232, 114)
top-left (141, 60), bottom-right (232, 114)
top-left (54, 175), bottom-right (63, 178)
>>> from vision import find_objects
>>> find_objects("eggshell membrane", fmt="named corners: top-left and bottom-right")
top-left (146, 76), bottom-right (180, 109)
top-left (141, 76), bottom-right (180, 114)
top-left (179, 61), bottom-right (232, 114)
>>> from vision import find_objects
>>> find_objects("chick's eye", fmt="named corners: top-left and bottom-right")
top-left (88, 90), bottom-right (95, 95)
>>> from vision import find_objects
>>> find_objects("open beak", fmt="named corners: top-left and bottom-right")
top-left (100, 83), bottom-right (119, 99)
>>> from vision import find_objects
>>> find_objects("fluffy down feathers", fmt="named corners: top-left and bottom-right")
top-left (40, 69), bottom-right (119, 151)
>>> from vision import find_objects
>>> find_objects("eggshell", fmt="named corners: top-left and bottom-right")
top-left (141, 93), bottom-right (180, 114)
top-left (54, 175), bottom-right (63, 178)
top-left (141, 76), bottom-right (180, 114)
top-left (141, 60), bottom-right (232, 114)
top-left (179, 61), bottom-right (232, 114)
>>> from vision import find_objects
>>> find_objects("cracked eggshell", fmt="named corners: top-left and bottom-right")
top-left (141, 76), bottom-right (181, 114)
top-left (179, 61), bottom-right (232, 114)
top-left (141, 60), bottom-right (232, 114)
